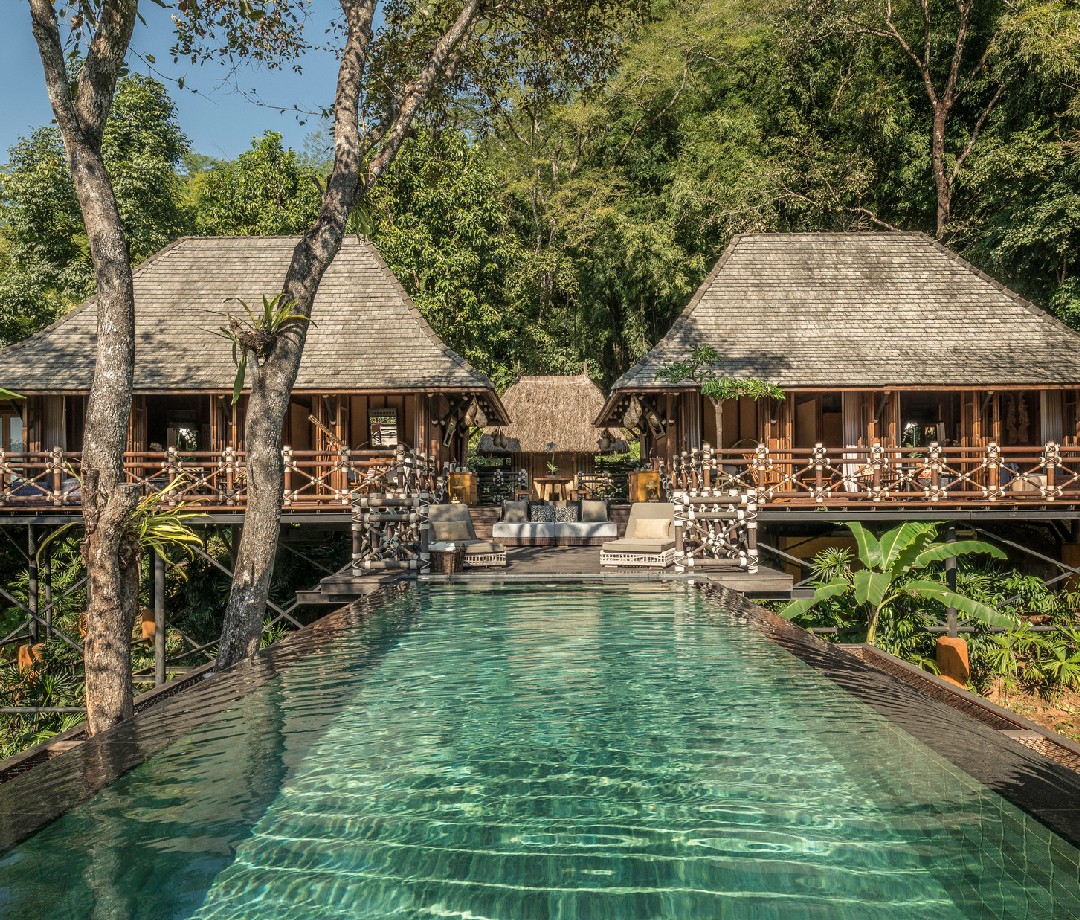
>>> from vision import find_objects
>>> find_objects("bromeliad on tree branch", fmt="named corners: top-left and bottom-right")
top-left (215, 294), bottom-right (312, 404)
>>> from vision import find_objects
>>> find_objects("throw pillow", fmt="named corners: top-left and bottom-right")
top-left (580, 499), bottom-right (609, 523)
top-left (634, 517), bottom-right (671, 540)
top-left (530, 503), bottom-right (555, 523)
top-left (553, 504), bottom-right (579, 523)
top-left (501, 500), bottom-right (528, 523)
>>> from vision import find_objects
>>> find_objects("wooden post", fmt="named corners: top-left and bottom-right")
top-left (27, 524), bottom-right (38, 643)
top-left (154, 549), bottom-right (166, 687)
top-left (42, 528), bottom-right (52, 639)
top-left (945, 524), bottom-right (957, 638)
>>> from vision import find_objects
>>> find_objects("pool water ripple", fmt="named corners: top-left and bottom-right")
top-left (2, 584), bottom-right (1080, 919)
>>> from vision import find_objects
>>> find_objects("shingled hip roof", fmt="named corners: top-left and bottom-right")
top-left (608, 232), bottom-right (1080, 398)
top-left (481, 374), bottom-right (607, 454)
top-left (1, 236), bottom-right (505, 411)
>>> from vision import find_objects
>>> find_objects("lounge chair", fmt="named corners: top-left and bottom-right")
top-left (599, 502), bottom-right (676, 568)
top-left (427, 503), bottom-right (506, 567)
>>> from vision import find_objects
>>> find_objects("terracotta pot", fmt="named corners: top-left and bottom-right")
top-left (139, 608), bottom-right (156, 641)
top-left (935, 636), bottom-right (970, 687)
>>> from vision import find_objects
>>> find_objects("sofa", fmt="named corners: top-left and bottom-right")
top-left (491, 499), bottom-right (618, 546)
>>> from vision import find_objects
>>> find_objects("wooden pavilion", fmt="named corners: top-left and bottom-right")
top-left (0, 235), bottom-right (507, 513)
top-left (596, 233), bottom-right (1080, 510)
top-left (479, 374), bottom-right (609, 499)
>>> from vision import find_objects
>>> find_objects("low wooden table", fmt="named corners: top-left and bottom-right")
top-left (536, 476), bottom-right (572, 501)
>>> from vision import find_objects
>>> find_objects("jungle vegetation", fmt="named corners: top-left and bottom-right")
top-left (3, 0), bottom-right (1077, 387)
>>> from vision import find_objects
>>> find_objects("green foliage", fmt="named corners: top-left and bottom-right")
top-left (0, 640), bottom-right (84, 760)
top-left (781, 521), bottom-right (1009, 643)
top-left (368, 132), bottom-right (527, 388)
top-left (779, 533), bottom-right (1080, 701)
top-left (127, 486), bottom-right (205, 570)
top-left (188, 132), bottom-right (322, 236)
top-left (0, 75), bottom-right (190, 345)
top-left (656, 345), bottom-right (785, 401)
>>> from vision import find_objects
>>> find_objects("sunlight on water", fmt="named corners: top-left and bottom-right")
top-left (2, 584), bottom-right (1079, 919)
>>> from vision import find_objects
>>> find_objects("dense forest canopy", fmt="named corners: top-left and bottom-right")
top-left (1, 0), bottom-right (1076, 386)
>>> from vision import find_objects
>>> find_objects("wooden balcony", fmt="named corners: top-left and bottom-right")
top-left (4, 442), bottom-right (1080, 517)
top-left (0, 447), bottom-right (444, 515)
top-left (666, 442), bottom-right (1080, 509)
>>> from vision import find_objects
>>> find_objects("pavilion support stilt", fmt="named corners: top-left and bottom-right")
top-left (154, 550), bottom-right (166, 687)
top-left (27, 525), bottom-right (38, 644)
top-left (42, 529), bottom-right (52, 640)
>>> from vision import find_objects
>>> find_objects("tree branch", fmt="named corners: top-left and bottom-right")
top-left (852, 5), bottom-right (939, 106)
top-left (942, 0), bottom-right (971, 107)
top-left (366, 0), bottom-right (484, 188)
top-left (950, 79), bottom-right (1008, 182)
top-left (27, 0), bottom-right (81, 138)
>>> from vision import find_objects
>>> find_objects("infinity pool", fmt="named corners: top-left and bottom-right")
top-left (2, 584), bottom-right (1079, 918)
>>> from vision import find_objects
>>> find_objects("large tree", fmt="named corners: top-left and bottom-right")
top-left (805, 0), bottom-right (1080, 239)
top-left (213, 0), bottom-right (484, 668)
top-left (213, 0), bottom-right (649, 668)
top-left (28, 0), bottom-right (144, 734)
top-left (25, 0), bottom-right (303, 733)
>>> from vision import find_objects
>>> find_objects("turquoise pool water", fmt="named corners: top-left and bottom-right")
top-left (2, 584), bottom-right (1080, 918)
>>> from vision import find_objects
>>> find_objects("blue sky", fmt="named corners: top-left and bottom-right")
top-left (0, 3), bottom-right (341, 162)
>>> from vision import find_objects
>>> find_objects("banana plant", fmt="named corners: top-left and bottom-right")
top-left (782, 521), bottom-right (1013, 644)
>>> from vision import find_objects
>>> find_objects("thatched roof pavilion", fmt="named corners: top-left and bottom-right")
top-left (596, 231), bottom-right (1080, 463)
top-left (479, 375), bottom-right (611, 497)
top-left (481, 375), bottom-right (607, 455)
top-left (0, 235), bottom-right (506, 468)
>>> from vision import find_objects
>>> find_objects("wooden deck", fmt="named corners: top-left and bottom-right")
top-left (301, 546), bottom-right (792, 605)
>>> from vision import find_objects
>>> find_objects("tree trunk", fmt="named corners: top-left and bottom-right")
top-left (29, 0), bottom-right (141, 734)
top-left (216, 0), bottom-right (482, 671)
top-left (215, 365), bottom-right (292, 665)
top-left (70, 140), bottom-right (143, 734)
top-left (216, 0), bottom-right (374, 670)
top-left (82, 477), bottom-right (140, 731)
top-left (931, 102), bottom-right (951, 239)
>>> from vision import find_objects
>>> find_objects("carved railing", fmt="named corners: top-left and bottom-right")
top-left (351, 497), bottom-right (431, 574)
top-left (664, 442), bottom-right (1080, 506)
top-left (0, 446), bottom-right (446, 512)
top-left (351, 449), bottom-right (446, 573)
top-left (8, 442), bottom-right (1080, 512)
top-left (673, 489), bottom-right (758, 574)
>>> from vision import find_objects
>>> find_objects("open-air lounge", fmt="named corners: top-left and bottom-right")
top-left (0, 235), bottom-right (508, 512)
top-left (597, 232), bottom-right (1080, 510)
